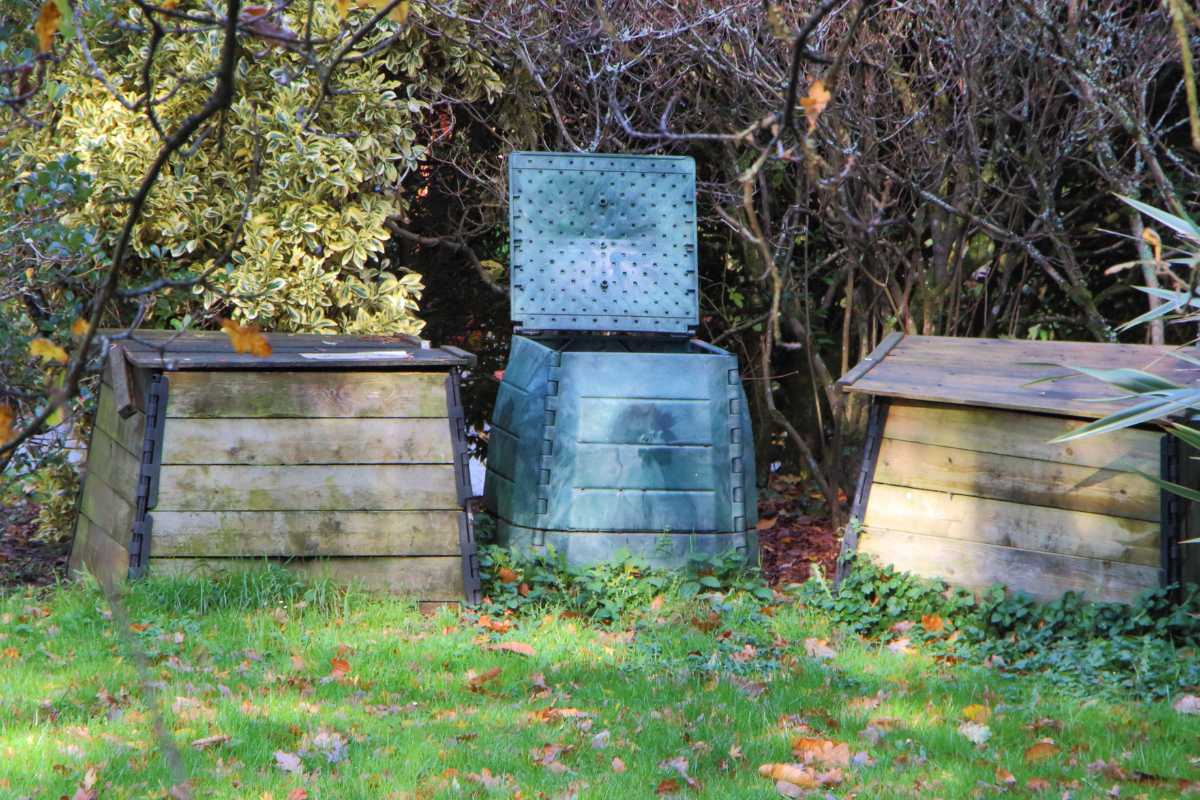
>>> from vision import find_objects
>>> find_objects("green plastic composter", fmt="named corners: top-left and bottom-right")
top-left (483, 152), bottom-right (758, 568)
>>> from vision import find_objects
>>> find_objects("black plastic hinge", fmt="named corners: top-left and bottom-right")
top-left (459, 512), bottom-right (482, 605)
top-left (128, 373), bottom-right (168, 579)
top-left (1161, 434), bottom-right (1184, 592)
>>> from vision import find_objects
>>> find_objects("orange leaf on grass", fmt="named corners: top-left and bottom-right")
top-left (477, 614), bottom-right (513, 633)
top-left (219, 318), bottom-right (272, 357)
top-left (1024, 740), bottom-right (1060, 764)
top-left (791, 737), bottom-right (850, 768)
top-left (330, 657), bottom-right (350, 678)
top-left (486, 641), bottom-right (535, 657)
top-left (497, 566), bottom-right (519, 584)
top-left (921, 613), bottom-right (945, 633)
top-left (467, 666), bottom-right (501, 691)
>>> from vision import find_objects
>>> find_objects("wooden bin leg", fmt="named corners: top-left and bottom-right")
top-left (835, 398), bottom-right (889, 587)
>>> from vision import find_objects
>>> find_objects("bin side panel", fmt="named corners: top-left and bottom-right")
top-left (857, 400), bottom-right (1165, 603)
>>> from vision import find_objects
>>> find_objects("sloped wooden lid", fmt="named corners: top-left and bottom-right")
top-left (106, 330), bottom-right (474, 370)
top-left (838, 333), bottom-right (1200, 420)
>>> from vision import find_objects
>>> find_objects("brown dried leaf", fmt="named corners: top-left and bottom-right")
top-left (799, 79), bottom-right (832, 131)
top-left (485, 641), bottom-right (535, 657)
top-left (1024, 739), bottom-right (1060, 764)
top-left (218, 318), bottom-right (272, 357)
top-left (35, 1), bottom-right (61, 53)
top-left (803, 637), bottom-right (836, 660)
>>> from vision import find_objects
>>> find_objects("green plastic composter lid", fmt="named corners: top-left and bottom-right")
top-left (507, 151), bottom-right (698, 335)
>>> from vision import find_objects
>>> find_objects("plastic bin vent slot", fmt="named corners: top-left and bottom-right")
top-left (508, 152), bottom-right (699, 334)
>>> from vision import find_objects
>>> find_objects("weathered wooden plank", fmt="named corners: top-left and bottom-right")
top-left (109, 346), bottom-right (137, 419)
top-left (69, 516), bottom-right (130, 588)
top-left (150, 510), bottom-right (462, 556)
top-left (84, 428), bottom-right (142, 504)
top-left (838, 331), bottom-right (903, 388)
top-left (159, 418), bottom-right (454, 465)
top-left (149, 556), bottom-right (465, 599)
top-left (874, 438), bottom-right (1160, 521)
top-left (95, 383), bottom-right (147, 456)
top-left (882, 400), bottom-right (1160, 473)
top-left (154, 464), bottom-right (460, 511)
top-left (165, 371), bottom-right (449, 418)
top-left (79, 474), bottom-right (137, 547)
top-left (858, 528), bottom-right (1162, 603)
top-left (886, 335), bottom-right (1194, 368)
top-left (864, 483), bottom-right (1161, 566)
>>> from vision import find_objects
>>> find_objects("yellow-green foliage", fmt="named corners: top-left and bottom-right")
top-left (15, 3), bottom-right (503, 334)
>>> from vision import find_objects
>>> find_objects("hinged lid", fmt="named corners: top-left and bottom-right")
top-left (508, 151), bottom-right (698, 334)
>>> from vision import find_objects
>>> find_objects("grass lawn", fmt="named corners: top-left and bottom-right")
top-left (1, 570), bottom-right (1198, 799)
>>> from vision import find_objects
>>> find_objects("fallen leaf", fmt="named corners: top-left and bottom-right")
top-left (497, 566), bottom-right (519, 583)
top-left (803, 637), bottom-right (836, 660)
top-left (1143, 227), bottom-right (1163, 266)
top-left (791, 737), bottom-right (850, 767)
top-left (775, 779), bottom-right (806, 798)
top-left (612, 756), bottom-right (626, 773)
top-left (486, 641), bottom-right (535, 657)
top-left (287, 790), bottom-right (308, 800)
top-left (329, 657), bottom-right (350, 678)
top-left (1024, 740), bottom-right (1060, 764)
top-left (996, 766), bottom-right (1016, 785)
top-left (655, 778), bottom-right (681, 795)
top-left (889, 620), bottom-right (915, 635)
top-left (467, 666), bottom-right (501, 691)
top-left (477, 614), bottom-right (513, 634)
top-left (0, 403), bottom-right (13, 444)
top-left (1026, 777), bottom-right (1051, 791)
top-left (958, 721), bottom-right (991, 746)
top-left (758, 763), bottom-right (818, 788)
top-left (921, 613), bottom-right (945, 633)
top-left (129, 623), bottom-right (149, 633)
top-left (191, 734), bottom-right (230, 750)
top-left (70, 318), bottom-right (91, 338)
top-left (659, 756), bottom-right (701, 790)
top-left (1173, 694), bottom-right (1200, 715)
top-left (518, 582), bottom-right (530, 597)
top-left (219, 318), bottom-right (272, 357)
top-left (963, 704), bottom-right (990, 723)
top-left (799, 79), bottom-right (832, 131)
top-left (369, 0), bottom-right (410, 23)
top-left (35, 0), bottom-right (61, 53)
top-left (887, 637), bottom-right (914, 655)
top-left (273, 751), bottom-right (303, 774)
top-left (30, 338), bottom-right (68, 364)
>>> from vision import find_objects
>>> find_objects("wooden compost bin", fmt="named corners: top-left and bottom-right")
top-left (838, 334), bottom-right (1199, 603)
top-left (68, 331), bottom-right (480, 604)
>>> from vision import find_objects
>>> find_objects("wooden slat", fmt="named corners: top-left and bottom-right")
top-left (858, 528), bottom-right (1161, 603)
top-left (95, 383), bottom-right (147, 455)
top-left (874, 438), bottom-right (1160, 521)
top-left (109, 346), bottom-right (137, 418)
top-left (148, 556), bottom-right (465, 600)
top-left (79, 475), bottom-right (136, 547)
top-left (838, 331), bottom-right (903, 388)
top-left (864, 484), bottom-right (1161, 566)
top-left (154, 464), bottom-right (460, 511)
top-left (165, 371), bottom-right (449, 418)
top-left (882, 401), bottom-right (1160, 473)
top-left (150, 510), bottom-right (462, 556)
top-left (84, 428), bottom-right (142, 504)
top-left (159, 417), bottom-right (453, 465)
top-left (69, 516), bottom-right (130, 587)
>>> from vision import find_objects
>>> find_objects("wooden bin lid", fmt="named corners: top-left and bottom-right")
top-left (106, 330), bottom-right (475, 370)
top-left (838, 333), bottom-right (1200, 420)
